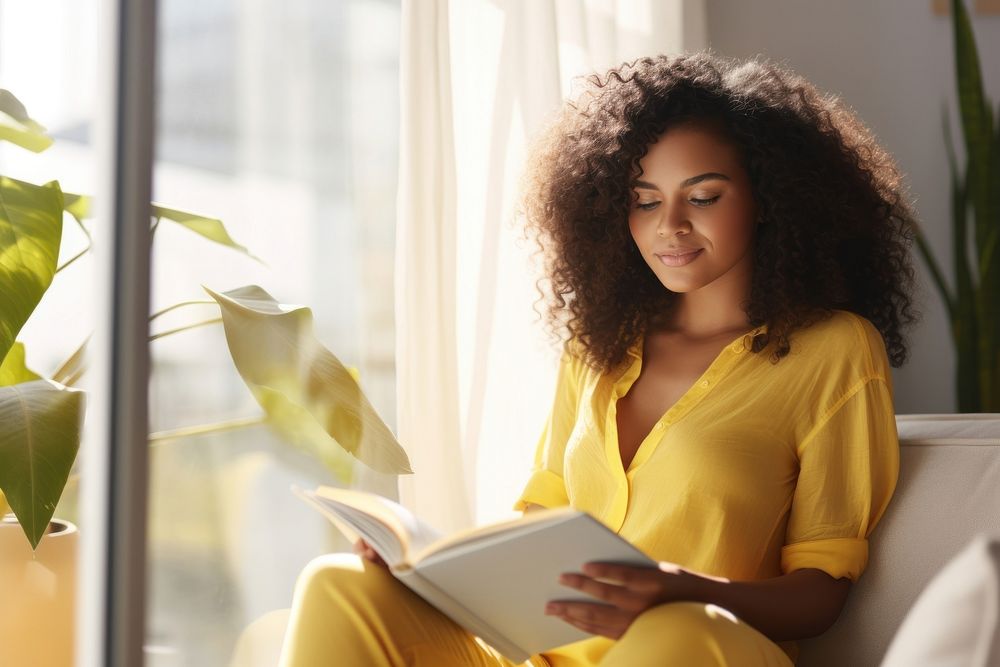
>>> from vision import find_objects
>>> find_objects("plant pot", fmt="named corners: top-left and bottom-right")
top-left (0, 514), bottom-right (78, 667)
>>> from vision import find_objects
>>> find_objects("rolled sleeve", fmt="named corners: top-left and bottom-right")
top-left (781, 536), bottom-right (869, 582)
top-left (782, 377), bottom-right (899, 583)
top-left (512, 469), bottom-right (570, 511)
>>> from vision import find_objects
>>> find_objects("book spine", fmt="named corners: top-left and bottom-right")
top-left (393, 568), bottom-right (530, 663)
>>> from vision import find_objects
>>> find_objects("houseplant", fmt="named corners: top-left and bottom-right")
top-left (0, 88), bottom-right (412, 550)
top-left (912, 0), bottom-right (999, 412)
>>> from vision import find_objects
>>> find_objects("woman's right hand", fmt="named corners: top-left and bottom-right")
top-left (353, 538), bottom-right (389, 568)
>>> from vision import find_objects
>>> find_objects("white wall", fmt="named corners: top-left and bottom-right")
top-left (705, 0), bottom-right (1000, 414)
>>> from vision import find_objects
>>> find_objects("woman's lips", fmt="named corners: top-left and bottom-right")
top-left (656, 249), bottom-right (703, 267)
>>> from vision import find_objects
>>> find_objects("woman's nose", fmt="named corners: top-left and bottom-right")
top-left (655, 201), bottom-right (691, 237)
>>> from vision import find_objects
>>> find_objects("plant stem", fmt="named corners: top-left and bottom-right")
top-left (62, 367), bottom-right (86, 387)
top-left (55, 245), bottom-right (92, 274)
top-left (51, 336), bottom-right (90, 387)
top-left (149, 317), bottom-right (223, 341)
top-left (71, 213), bottom-right (92, 241)
top-left (149, 300), bottom-right (218, 322)
top-left (148, 415), bottom-right (268, 444)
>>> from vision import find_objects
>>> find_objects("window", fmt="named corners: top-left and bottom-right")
top-left (0, 0), bottom-right (401, 663)
top-left (148, 1), bottom-right (401, 662)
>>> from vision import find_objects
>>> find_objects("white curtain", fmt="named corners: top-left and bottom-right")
top-left (396, 0), bottom-right (708, 534)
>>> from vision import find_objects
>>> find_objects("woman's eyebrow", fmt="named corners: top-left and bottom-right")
top-left (632, 172), bottom-right (731, 190)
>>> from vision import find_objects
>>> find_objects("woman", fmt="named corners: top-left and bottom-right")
top-left (278, 50), bottom-right (919, 666)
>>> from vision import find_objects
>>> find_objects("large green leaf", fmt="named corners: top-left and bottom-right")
top-left (0, 342), bottom-right (41, 385)
top-left (951, 0), bottom-right (996, 259)
top-left (0, 379), bottom-right (84, 549)
top-left (152, 204), bottom-right (262, 263)
top-left (942, 104), bottom-right (980, 411)
top-left (254, 385), bottom-right (355, 483)
top-left (951, 0), bottom-right (1000, 409)
top-left (0, 176), bottom-right (63, 364)
top-left (204, 285), bottom-right (412, 478)
top-left (943, 105), bottom-right (965, 319)
top-left (0, 90), bottom-right (53, 153)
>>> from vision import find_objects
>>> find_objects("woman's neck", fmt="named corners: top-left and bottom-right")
top-left (655, 293), bottom-right (753, 341)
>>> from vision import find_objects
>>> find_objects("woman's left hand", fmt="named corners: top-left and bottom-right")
top-left (545, 561), bottom-right (697, 639)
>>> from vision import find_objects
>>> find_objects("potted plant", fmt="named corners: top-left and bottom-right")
top-left (911, 0), bottom-right (1000, 412)
top-left (0, 89), bottom-right (411, 665)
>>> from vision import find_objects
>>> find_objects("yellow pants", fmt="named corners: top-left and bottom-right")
top-left (277, 554), bottom-right (796, 667)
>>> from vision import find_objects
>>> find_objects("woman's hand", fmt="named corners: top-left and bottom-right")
top-left (352, 538), bottom-right (388, 568)
top-left (545, 561), bottom-right (699, 639)
top-left (551, 564), bottom-right (854, 643)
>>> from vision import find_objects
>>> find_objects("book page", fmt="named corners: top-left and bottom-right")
top-left (293, 487), bottom-right (402, 564)
top-left (307, 486), bottom-right (443, 563)
top-left (411, 506), bottom-right (578, 564)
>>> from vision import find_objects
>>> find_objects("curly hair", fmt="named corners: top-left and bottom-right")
top-left (516, 50), bottom-right (920, 374)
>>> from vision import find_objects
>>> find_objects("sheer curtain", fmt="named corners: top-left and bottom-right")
top-left (396, 0), bottom-right (707, 534)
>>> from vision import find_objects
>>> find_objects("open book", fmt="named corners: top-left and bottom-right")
top-left (293, 486), bottom-right (657, 662)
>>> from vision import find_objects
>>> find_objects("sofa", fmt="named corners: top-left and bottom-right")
top-left (229, 413), bottom-right (1000, 666)
top-left (797, 413), bottom-right (1000, 666)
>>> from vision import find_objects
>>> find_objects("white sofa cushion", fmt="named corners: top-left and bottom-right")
top-left (879, 533), bottom-right (1000, 667)
top-left (797, 414), bottom-right (1000, 667)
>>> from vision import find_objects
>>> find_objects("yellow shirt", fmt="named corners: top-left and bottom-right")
top-left (512, 309), bottom-right (900, 666)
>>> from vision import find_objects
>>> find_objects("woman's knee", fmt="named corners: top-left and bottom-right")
top-left (295, 552), bottom-right (362, 592)
top-left (632, 601), bottom-right (740, 637)
top-left (297, 552), bottom-right (365, 584)
top-left (601, 601), bottom-right (744, 666)
top-left (292, 552), bottom-right (399, 612)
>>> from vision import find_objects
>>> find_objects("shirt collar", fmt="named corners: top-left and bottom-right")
top-left (626, 322), bottom-right (769, 360)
